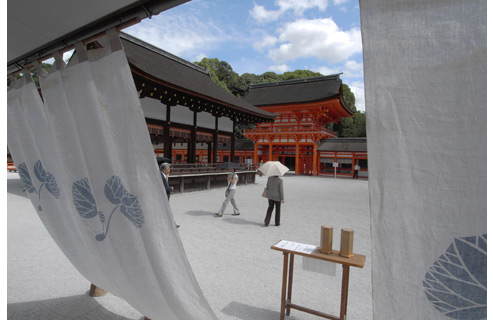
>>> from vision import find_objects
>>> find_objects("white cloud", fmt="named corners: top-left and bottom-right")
top-left (250, 0), bottom-right (328, 23)
top-left (250, 4), bottom-right (283, 24)
top-left (333, 0), bottom-right (349, 5)
top-left (269, 64), bottom-right (291, 73)
top-left (277, 0), bottom-right (328, 15)
top-left (253, 35), bottom-right (278, 52)
top-left (316, 66), bottom-right (340, 75)
top-left (267, 18), bottom-right (361, 63)
top-left (342, 60), bottom-right (363, 78)
top-left (348, 80), bottom-right (365, 112)
top-left (195, 53), bottom-right (207, 62)
top-left (125, 15), bottom-right (225, 59)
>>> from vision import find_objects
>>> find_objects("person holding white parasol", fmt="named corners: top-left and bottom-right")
top-left (258, 161), bottom-right (288, 226)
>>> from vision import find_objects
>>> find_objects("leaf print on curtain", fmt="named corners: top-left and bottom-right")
top-left (17, 162), bottom-right (36, 194)
top-left (423, 235), bottom-right (487, 319)
top-left (17, 161), bottom-right (60, 211)
top-left (73, 176), bottom-right (144, 241)
top-left (33, 160), bottom-right (60, 211)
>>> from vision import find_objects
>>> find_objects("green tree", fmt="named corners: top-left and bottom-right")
top-left (330, 111), bottom-right (366, 137)
top-left (231, 72), bottom-right (257, 97)
top-left (258, 71), bottom-right (282, 83)
top-left (194, 58), bottom-right (239, 94)
top-left (342, 83), bottom-right (356, 112)
top-left (193, 57), bottom-right (366, 138)
top-left (281, 69), bottom-right (322, 80)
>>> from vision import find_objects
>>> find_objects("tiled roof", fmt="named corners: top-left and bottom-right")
top-left (244, 75), bottom-right (344, 106)
top-left (120, 32), bottom-right (277, 121)
top-left (318, 138), bottom-right (367, 152)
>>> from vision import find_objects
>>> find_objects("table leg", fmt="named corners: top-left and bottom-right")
top-left (340, 265), bottom-right (350, 320)
top-left (280, 252), bottom-right (289, 320)
top-left (286, 253), bottom-right (294, 316)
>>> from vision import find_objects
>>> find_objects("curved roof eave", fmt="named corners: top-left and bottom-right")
top-left (121, 32), bottom-right (278, 123)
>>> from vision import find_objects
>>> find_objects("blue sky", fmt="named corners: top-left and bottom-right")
top-left (126, 0), bottom-right (365, 111)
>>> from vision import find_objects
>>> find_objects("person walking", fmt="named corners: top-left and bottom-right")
top-left (353, 163), bottom-right (361, 179)
top-left (216, 168), bottom-right (240, 217)
top-left (160, 162), bottom-right (179, 228)
top-left (160, 162), bottom-right (173, 199)
top-left (264, 175), bottom-right (284, 226)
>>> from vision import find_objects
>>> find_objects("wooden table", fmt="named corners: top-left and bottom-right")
top-left (271, 240), bottom-right (366, 320)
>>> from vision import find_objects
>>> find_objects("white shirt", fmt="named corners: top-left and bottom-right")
top-left (229, 173), bottom-right (238, 190)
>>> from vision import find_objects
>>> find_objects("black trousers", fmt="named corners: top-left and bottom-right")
top-left (265, 199), bottom-right (281, 226)
top-left (353, 170), bottom-right (359, 179)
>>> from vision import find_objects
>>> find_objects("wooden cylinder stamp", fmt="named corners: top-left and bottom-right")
top-left (339, 228), bottom-right (354, 258)
top-left (319, 226), bottom-right (333, 254)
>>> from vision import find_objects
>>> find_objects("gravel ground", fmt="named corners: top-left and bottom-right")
top-left (8, 172), bottom-right (372, 320)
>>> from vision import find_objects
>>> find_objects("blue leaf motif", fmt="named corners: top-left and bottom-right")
top-left (120, 190), bottom-right (144, 228)
top-left (18, 162), bottom-right (36, 193)
top-left (45, 173), bottom-right (60, 199)
top-left (98, 211), bottom-right (106, 223)
top-left (423, 234), bottom-right (487, 319)
top-left (104, 176), bottom-right (126, 205)
top-left (34, 160), bottom-right (47, 183)
top-left (72, 178), bottom-right (99, 219)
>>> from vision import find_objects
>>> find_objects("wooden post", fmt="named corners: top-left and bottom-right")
top-left (208, 142), bottom-right (212, 164)
top-left (312, 143), bottom-right (317, 176)
top-left (340, 265), bottom-right (350, 320)
top-left (190, 111), bottom-right (197, 164)
top-left (280, 252), bottom-right (289, 320)
top-left (89, 284), bottom-right (107, 297)
top-left (230, 120), bottom-right (236, 162)
top-left (213, 117), bottom-right (218, 164)
top-left (295, 142), bottom-right (299, 175)
top-left (269, 141), bottom-right (273, 161)
top-left (164, 104), bottom-right (172, 159)
top-left (287, 253), bottom-right (294, 316)
top-left (254, 142), bottom-right (258, 165)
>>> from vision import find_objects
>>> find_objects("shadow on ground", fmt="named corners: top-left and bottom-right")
top-left (221, 301), bottom-right (281, 320)
top-left (7, 293), bottom-right (139, 320)
top-left (184, 211), bottom-right (265, 227)
top-left (7, 178), bottom-right (29, 199)
top-left (222, 217), bottom-right (265, 227)
top-left (184, 210), bottom-right (214, 217)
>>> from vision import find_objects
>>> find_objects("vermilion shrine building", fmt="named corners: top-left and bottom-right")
top-left (242, 76), bottom-right (357, 175)
top-left (121, 33), bottom-right (277, 164)
top-left (120, 34), bottom-right (368, 177)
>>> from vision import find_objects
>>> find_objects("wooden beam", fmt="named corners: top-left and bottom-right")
top-left (213, 117), bottom-right (218, 164)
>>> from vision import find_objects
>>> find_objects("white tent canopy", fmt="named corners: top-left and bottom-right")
top-left (7, 0), bottom-right (188, 74)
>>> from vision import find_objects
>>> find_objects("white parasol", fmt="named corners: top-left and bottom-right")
top-left (258, 161), bottom-right (289, 177)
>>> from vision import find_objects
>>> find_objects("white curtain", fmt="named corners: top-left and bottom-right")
top-left (7, 30), bottom-right (217, 320)
top-left (361, 0), bottom-right (486, 319)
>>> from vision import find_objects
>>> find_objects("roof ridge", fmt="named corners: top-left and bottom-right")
top-left (120, 32), bottom-right (209, 75)
top-left (249, 74), bottom-right (342, 89)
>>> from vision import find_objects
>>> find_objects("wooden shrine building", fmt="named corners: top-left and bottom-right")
top-left (243, 75), bottom-right (354, 175)
top-left (121, 32), bottom-right (277, 164)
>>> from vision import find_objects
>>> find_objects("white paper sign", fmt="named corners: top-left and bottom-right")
top-left (333, 162), bottom-right (339, 167)
top-left (274, 240), bottom-right (337, 276)
top-left (274, 240), bottom-right (317, 254)
top-left (302, 256), bottom-right (337, 276)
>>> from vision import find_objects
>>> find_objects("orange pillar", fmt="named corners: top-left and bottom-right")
top-left (295, 142), bottom-right (300, 175)
top-left (312, 143), bottom-right (318, 176)
top-left (254, 143), bottom-right (258, 165)
top-left (269, 140), bottom-right (273, 161)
